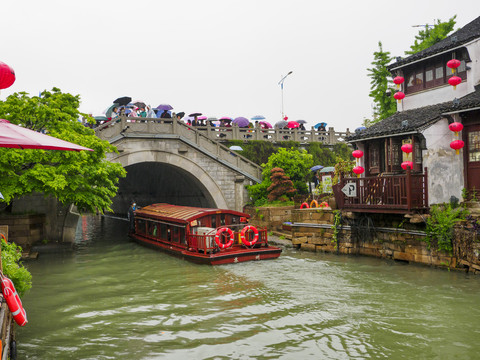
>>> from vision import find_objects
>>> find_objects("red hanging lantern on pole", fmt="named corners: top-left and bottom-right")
top-left (450, 139), bottom-right (464, 155)
top-left (352, 150), bottom-right (363, 159)
top-left (448, 76), bottom-right (462, 90)
top-left (447, 59), bottom-right (461, 74)
top-left (393, 76), bottom-right (404, 89)
top-left (401, 143), bottom-right (413, 157)
top-left (0, 62), bottom-right (16, 90)
top-left (448, 122), bottom-right (463, 136)
top-left (352, 166), bottom-right (364, 178)
top-left (394, 91), bottom-right (405, 103)
top-left (401, 161), bottom-right (413, 170)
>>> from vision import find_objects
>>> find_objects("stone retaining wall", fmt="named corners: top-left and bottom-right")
top-left (291, 209), bottom-right (480, 273)
top-left (244, 205), bottom-right (294, 231)
top-left (0, 214), bottom-right (45, 248)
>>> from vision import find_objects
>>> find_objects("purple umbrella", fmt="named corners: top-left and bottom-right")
top-left (156, 104), bottom-right (173, 111)
top-left (233, 117), bottom-right (250, 128)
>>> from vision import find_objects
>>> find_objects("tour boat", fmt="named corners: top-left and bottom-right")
top-left (129, 203), bottom-right (282, 265)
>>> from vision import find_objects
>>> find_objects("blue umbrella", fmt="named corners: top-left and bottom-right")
top-left (233, 117), bottom-right (250, 128)
top-left (229, 145), bottom-right (243, 151)
top-left (310, 165), bottom-right (324, 172)
top-left (314, 122), bottom-right (327, 129)
top-left (251, 115), bottom-right (265, 121)
top-left (355, 126), bottom-right (366, 132)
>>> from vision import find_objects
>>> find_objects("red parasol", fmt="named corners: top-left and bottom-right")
top-left (0, 119), bottom-right (93, 151)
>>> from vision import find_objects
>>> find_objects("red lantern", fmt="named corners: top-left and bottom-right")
top-left (393, 76), bottom-right (404, 89)
top-left (394, 91), bottom-right (405, 103)
top-left (401, 143), bottom-right (413, 154)
top-left (450, 139), bottom-right (464, 155)
top-left (401, 161), bottom-right (413, 170)
top-left (448, 122), bottom-right (463, 136)
top-left (283, 116), bottom-right (288, 121)
top-left (352, 166), bottom-right (364, 178)
top-left (352, 150), bottom-right (364, 158)
top-left (447, 59), bottom-right (461, 73)
top-left (0, 62), bottom-right (15, 90)
top-left (448, 76), bottom-right (462, 90)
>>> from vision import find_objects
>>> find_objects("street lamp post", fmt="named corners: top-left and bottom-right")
top-left (278, 71), bottom-right (293, 120)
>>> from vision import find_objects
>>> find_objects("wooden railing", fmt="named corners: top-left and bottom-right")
top-left (333, 168), bottom-right (428, 214)
top-left (187, 229), bottom-right (269, 253)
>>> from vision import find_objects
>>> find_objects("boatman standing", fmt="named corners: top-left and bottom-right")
top-left (127, 201), bottom-right (136, 234)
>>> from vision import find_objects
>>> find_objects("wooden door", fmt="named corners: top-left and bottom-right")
top-left (465, 124), bottom-right (480, 198)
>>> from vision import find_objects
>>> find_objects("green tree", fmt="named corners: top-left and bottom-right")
top-left (247, 147), bottom-right (313, 205)
top-left (308, 143), bottom-right (351, 167)
top-left (367, 41), bottom-right (397, 124)
top-left (406, 16), bottom-right (457, 55)
top-left (0, 88), bottom-right (126, 213)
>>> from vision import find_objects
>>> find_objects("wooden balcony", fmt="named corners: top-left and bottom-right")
top-left (332, 168), bottom-right (429, 214)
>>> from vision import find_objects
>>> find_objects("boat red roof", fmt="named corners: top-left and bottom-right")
top-left (134, 203), bottom-right (249, 224)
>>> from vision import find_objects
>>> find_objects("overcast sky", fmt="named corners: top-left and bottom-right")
top-left (1, 1), bottom-right (478, 131)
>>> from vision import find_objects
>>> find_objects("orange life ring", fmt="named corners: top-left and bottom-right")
top-left (310, 200), bottom-right (319, 208)
top-left (214, 227), bottom-right (234, 249)
top-left (240, 225), bottom-right (259, 246)
top-left (0, 234), bottom-right (6, 242)
top-left (300, 202), bottom-right (310, 209)
top-left (1, 277), bottom-right (27, 327)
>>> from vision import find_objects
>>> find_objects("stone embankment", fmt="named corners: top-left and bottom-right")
top-left (247, 205), bottom-right (480, 273)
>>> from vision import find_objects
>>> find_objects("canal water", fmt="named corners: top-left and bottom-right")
top-left (17, 216), bottom-right (480, 359)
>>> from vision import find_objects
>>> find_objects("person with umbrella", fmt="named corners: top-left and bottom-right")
top-left (160, 109), bottom-right (172, 119)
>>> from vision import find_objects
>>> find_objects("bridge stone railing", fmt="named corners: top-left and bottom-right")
top-left (95, 116), bottom-right (350, 145)
top-left (95, 116), bottom-right (264, 182)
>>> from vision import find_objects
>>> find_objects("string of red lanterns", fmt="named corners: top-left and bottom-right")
top-left (400, 143), bottom-right (413, 171)
top-left (448, 121), bottom-right (465, 155)
top-left (447, 58), bottom-right (462, 90)
top-left (0, 62), bottom-right (16, 90)
top-left (352, 149), bottom-right (364, 178)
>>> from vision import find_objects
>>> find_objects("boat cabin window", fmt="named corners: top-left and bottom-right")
top-left (161, 224), bottom-right (167, 240)
top-left (211, 215), bottom-right (217, 229)
top-left (147, 222), bottom-right (158, 238)
top-left (221, 214), bottom-right (225, 225)
top-left (136, 219), bottom-right (146, 235)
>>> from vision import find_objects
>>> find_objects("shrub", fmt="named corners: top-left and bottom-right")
top-left (1, 239), bottom-right (32, 297)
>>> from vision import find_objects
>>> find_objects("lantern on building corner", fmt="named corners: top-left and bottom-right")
top-left (0, 62), bottom-right (16, 90)
top-left (448, 76), bottom-right (462, 90)
top-left (352, 166), bottom-right (364, 178)
top-left (401, 161), bottom-right (413, 170)
top-left (448, 122), bottom-right (463, 136)
top-left (352, 150), bottom-right (363, 160)
top-left (394, 91), bottom-right (405, 103)
top-left (450, 139), bottom-right (464, 155)
top-left (393, 76), bottom-right (404, 89)
top-left (401, 143), bottom-right (413, 159)
top-left (447, 59), bottom-right (461, 74)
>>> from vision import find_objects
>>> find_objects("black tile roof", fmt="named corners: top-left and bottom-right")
top-left (347, 87), bottom-right (480, 142)
top-left (388, 16), bottom-right (480, 70)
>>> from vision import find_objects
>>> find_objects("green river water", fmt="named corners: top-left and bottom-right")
top-left (16, 216), bottom-right (480, 359)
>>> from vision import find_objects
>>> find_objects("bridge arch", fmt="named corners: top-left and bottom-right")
top-left (110, 150), bottom-right (228, 213)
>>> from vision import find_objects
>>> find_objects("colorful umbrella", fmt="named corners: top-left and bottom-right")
top-left (314, 122), bottom-right (327, 129)
top-left (310, 165), bottom-right (324, 172)
top-left (275, 120), bottom-right (288, 129)
top-left (156, 104), bottom-right (173, 111)
top-left (220, 116), bottom-right (232, 121)
top-left (259, 121), bottom-right (272, 129)
top-left (287, 121), bottom-right (300, 129)
top-left (198, 115), bottom-right (208, 121)
top-left (113, 97), bottom-right (132, 106)
top-left (0, 119), bottom-right (93, 151)
top-left (233, 117), bottom-right (250, 128)
top-left (251, 115), bottom-right (265, 121)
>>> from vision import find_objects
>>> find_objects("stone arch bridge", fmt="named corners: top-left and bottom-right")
top-left (95, 116), bottom-right (348, 213)
top-left (95, 117), bottom-right (263, 213)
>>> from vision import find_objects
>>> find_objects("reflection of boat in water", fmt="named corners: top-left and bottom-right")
top-left (129, 203), bottom-right (282, 265)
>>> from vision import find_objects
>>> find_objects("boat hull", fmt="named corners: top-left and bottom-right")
top-left (130, 233), bottom-right (282, 265)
